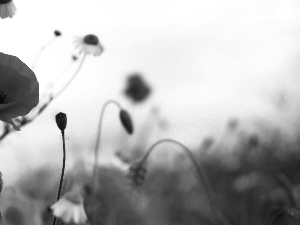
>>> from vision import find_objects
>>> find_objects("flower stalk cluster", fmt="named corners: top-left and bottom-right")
top-left (52, 112), bottom-right (67, 225)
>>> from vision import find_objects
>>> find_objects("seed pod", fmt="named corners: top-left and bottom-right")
top-left (55, 112), bottom-right (67, 132)
top-left (127, 160), bottom-right (147, 187)
top-left (119, 109), bottom-right (133, 135)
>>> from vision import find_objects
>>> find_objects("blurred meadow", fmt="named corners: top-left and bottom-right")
top-left (2, 0), bottom-right (300, 225)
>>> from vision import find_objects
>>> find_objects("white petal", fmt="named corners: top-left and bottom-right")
top-left (0, 5), bottom-right (8, 19)
top-left (7, 1), bottom-right (16, 17)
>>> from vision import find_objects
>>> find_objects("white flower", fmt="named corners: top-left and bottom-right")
top-left (51, 191), bottom-right (88, 224)
top-left (0, 0), bottom-right (16, 19)
top-left (75, 34), bottom-right (104, 56)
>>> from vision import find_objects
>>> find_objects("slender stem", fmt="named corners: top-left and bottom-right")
top-left (53, 53), bottom-right (86, 100)
top-left (52, 131), bottom-right (66, 225)
top-left (140, 138), bottom-right (223, 225)
top-left (91, 100), bottom-right (122, 225)
top-left (31, 36), bottom-right (56, 70)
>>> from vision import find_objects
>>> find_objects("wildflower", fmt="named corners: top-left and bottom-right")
top-left (0, 52), bottom-right (39, 131)
top-left (127, 160), bottom-right (147, 187)
top-left (0, 0), bottom-right (16, 19)
top-left (51, 191), bottom-right (88, 224)
top-left (55, 112), bottom-right (67, 132)
top-left (119, 109), bottom-right (134, 135)
top-left (75, 34), bottom-right (104, 56)
top-left (124, 73), bottom-right (151, 103)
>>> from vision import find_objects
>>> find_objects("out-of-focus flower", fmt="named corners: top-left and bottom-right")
top-left (124, 73), bottom-right (151, 103)
top-left (75, 34), bottom-right (104, 56)
top-left (51, 190), bottom-right (88, 224)
top-left (119, 109), bottom-right (134, 135)
top-left (54, 30), bottom-right (62, 37)
top-left (0, 188), bottom-right (42, 225)
top-left (0, 52), bottom-right (39, 131)
top-left (4, 206), bottom-right (25, 225)
top-left (0, 0), bottom-right (16, 19)
top-left (55, 112), bottom-right (67, 132)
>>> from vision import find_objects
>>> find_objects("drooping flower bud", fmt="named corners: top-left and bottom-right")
top-left (119, 109), bottom-right (133, 135)
top-left (127, 160), bottom-right (147, 187)
top-left (55, 112), bottom-right (67, 132)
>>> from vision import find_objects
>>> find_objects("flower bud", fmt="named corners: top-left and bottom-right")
top-left (127, 160), bottom-right (147, 187)
top-left (119, 109), bottom-right (133, 135)
top-left (55, 112), bottom-right (67, 132)
top-left (54, 30), bottom-right (62, 37)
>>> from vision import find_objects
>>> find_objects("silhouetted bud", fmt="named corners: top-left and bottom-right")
top-left (124, 73), bottom-right (151, 103)
top-left (55, 112), bottom-right (67, 132)
top-left (127, 160), bottom-right (147, 187)
top-left (54, 30), bottom-right (62, 37)
top-left (119, 109), bottom-right (133, 135)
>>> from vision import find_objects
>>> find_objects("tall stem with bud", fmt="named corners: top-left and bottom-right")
top-left (91, 100), bottom-right (133, 225)
top-left (53, 112), bottom-right (67, 225)
top-left (129, 138), bottom-right (230, 225)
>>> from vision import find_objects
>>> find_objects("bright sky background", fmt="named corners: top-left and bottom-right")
top-left (1, 0), bottom-right (300, 184)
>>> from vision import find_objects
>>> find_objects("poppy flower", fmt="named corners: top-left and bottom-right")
top-left (51, 190), bottom-right (88, 224)
top-left (0, 52), bottom-right (39, 131)
top-left (124, 73), bottom-right (151, 103)
top-left (75, 34), bottom-right (104, 56)
top-left (0, 0), bottom-right (16, 19)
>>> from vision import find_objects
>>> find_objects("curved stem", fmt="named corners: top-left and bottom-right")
top-left (141, 138), bottom-right (222, 225)
top-left (53, 53), bottom-right (86, 100)
top-left (52, 131), bottom-right (66, 225)
top-left (91, 100), bottom-right (122, 225)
